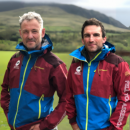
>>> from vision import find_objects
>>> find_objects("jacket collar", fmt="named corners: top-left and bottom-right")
top-left (70, 41), bottom-right (115, 62)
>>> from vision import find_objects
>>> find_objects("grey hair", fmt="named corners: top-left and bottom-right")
top-left (19, 12), bottom-right (43, 29)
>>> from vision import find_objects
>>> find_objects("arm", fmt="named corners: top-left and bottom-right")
top-left (108, 62), bottom-right (130, 130)
top-left (1, 61), bottom-right (11, 118)
top-left (71, 124), bottom-right (80, 130)
top-left (39, 63), bottom-right (67, 130)
top-left (66, 63), bottom-right (78, 128)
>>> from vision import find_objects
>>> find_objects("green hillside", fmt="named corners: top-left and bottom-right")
top-left (0, 6), bottom-right (130, 32)
top-left (45, 3), bottom-right (127, 29)
top-left (0, 5), bottom-right (130, 53)
top-left (0, 1), bottom-right (129, 29)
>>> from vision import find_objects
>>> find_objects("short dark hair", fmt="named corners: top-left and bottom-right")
top-left (81, 18), bottom-right (106, 38)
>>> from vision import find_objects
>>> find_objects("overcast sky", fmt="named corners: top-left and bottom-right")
top-left (1, 0), bottom-right (130, 27)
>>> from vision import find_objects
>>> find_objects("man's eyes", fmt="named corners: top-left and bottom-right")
top-left (93, 33), bottom-right (100, 37)
top-left (23, 31), bottom-right (28, 33)
top-left (84, 34), bottom-right (90, 37)
top-left (84, 33), bottom-right (100, 37)
top-left (23, 30), bottom-right (38, 33)
top-left (32, 30), bottom-right (37, 33)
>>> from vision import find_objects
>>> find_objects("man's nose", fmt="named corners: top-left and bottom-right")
top-left (89, 35), bottom-right (94, 42)
top-left (28, 32), bottom-right (33, 39)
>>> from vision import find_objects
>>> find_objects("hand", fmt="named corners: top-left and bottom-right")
top-left (29, 124), bottom-right (40, 130)
top-left (71, 123), bottom-right (80, 130)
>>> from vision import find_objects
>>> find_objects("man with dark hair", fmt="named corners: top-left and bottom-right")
top-left (1, 12), bottom-right (67, 130)
top-left (66, 18), bottom-right (130, 130)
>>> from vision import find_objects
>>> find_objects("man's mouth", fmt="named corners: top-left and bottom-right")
top-left (89, 44), bottom-right (95, 46)
top-left (26, 39), bottom-right (35, 42)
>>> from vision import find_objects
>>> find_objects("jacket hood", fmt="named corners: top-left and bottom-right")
top-left (15, 34), bottom-right (53, 55)
top-left (70, 41), bottom-right (115, 62)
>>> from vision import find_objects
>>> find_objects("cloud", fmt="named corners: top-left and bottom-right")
top-left (122, 0), bottom-right (130, 7)
top-left (73, 0), bottom-right (128, 9)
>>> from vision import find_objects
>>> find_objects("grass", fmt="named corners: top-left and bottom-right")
top-left (0, 51), bottom-right (130, 130)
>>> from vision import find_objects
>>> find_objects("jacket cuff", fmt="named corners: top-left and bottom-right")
top-left (107, 125), bottom-right (116, 130)
top-left (69, 116), bottom-right (77, 124)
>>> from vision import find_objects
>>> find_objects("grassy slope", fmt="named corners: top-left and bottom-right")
top-left (0, 6), bottom-right (130, 32)
top-left (106, 32), bottom-right (130, 52)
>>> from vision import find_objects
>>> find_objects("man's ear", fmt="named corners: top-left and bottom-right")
top-left (103, 36), bottom-right (107, 44)
top-left (19, 29), bottom-right (22, 38)
top-left (42, 28), bottom-right (45, 38)
top-left (82, 39), bottom-right (84, 45)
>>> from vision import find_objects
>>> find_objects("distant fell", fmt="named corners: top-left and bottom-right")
top-left (0, 1), bottom-right (128, 29)
top-left (45, 3), bottom-right (127, 29)
top-left (0, 1), bottom-right (25, 12)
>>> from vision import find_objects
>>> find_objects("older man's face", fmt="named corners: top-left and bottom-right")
top-left (19, 19), bottom-right (45, 51)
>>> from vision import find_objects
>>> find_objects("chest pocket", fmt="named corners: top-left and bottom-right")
top-left (90, 62), bottom-right (113, 98)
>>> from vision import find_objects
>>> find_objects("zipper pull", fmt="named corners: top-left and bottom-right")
top-left (109, 95), bottom-right (111, 101)
top-left (35, 66), bottom-right (36, 71)
top-left (41, 94), bottom-right (44, 101)
top-left (88, 62), bottom-right (91, 67)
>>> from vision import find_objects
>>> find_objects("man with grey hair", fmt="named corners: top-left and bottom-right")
top-left (1, 12), bottom-right (67, 130)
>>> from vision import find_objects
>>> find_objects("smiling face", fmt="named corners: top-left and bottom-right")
top-left (19, 18), bottom-right (45, 51)
top-left (82, 25), bottom-right (106, 59)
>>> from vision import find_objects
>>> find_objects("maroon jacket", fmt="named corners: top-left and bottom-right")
top-left (1, 47), bottom-right (67, 130)
top-left (66, 43), bottom-right (130, 130)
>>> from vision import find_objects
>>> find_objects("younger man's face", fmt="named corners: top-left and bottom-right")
top-left (82, 25), bottom-right (106, 54)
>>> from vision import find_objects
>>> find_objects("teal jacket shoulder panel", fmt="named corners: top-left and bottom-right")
top-left (69, 41), bottom-right (116, 62)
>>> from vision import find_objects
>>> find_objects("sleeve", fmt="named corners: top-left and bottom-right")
top-left (1, 60), bottom-right (11, 118)
top-left (39, 63), bottom-right (68, 130)
top-left (108, 62), bottom-right (130, 130)
top-left (65, 63), bottom-right (77, 125)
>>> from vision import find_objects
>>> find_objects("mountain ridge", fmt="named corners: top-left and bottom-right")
top-left (0, 1), bottom-right (128, 29)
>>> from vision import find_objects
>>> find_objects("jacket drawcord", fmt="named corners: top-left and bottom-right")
top-left (81, 61), bottom-right (82, 72)
top-left (32, 58), bottom-right (44, 71)
top-left (98, 61), bottom-right (100, 76)
top-left (33, 58), bottom-right (38, 71)
top-left (21, 55), bottom-right (23, 66)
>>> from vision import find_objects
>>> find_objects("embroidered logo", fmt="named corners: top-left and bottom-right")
top-left (14, 60), bottom-right (20, 69)
top-left (75, 66), bottom-right (81, 75)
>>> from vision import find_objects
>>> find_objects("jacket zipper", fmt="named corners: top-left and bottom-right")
top-left (108, 95), bottom-right (112, 120)
top-left (13, 55), bottom-right (31, 130)
top-left (38, 94), bottom-right (44, 119)
top-left (85, 62), bottom-right (91, 130)
top-left (85, 51), bottom-right (102, 130)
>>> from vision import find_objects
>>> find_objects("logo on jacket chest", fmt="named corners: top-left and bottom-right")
top-left (75, 66), bottom-right (81, 75)
top-left (14, 60), bottom-right (20, 69)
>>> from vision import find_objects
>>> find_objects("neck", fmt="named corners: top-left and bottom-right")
top-left (88, 49), bottom-right (102, 61)
top-left (88, 53), bottom-right (97, 60)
